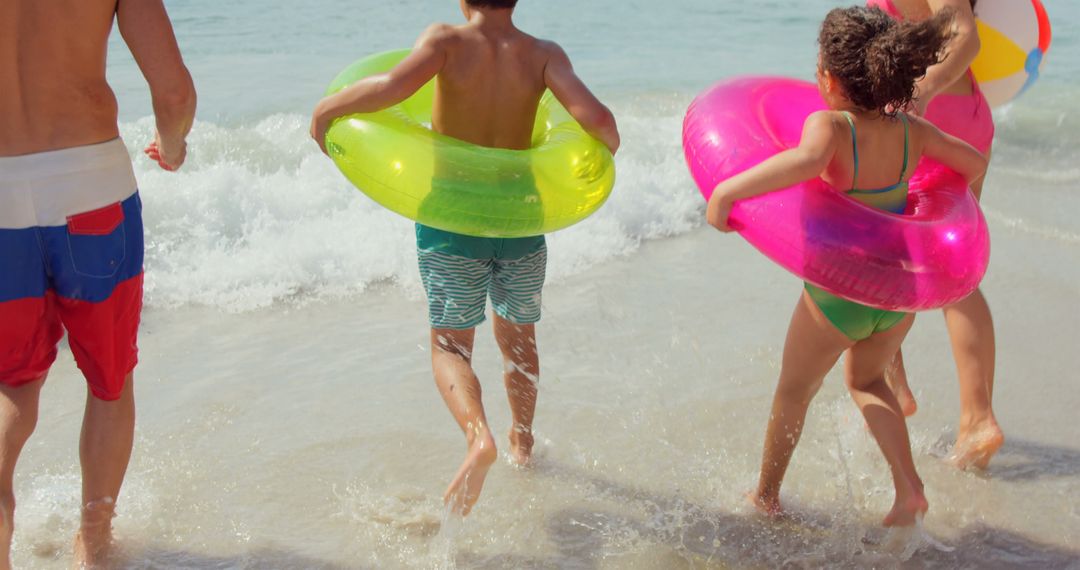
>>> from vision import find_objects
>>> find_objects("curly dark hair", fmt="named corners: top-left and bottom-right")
top-left (466, 0), bottom-right (518, 8)
top-left (819, 6), bottom-right (954, 113)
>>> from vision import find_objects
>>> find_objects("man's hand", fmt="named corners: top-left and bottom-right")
top-left (119, 0), bottom-right (196, 171)
top-left (143, 131), bottom-right (186, 171)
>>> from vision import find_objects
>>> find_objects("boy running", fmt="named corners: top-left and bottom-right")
top-left (311, 0), bottom-right (619, 516)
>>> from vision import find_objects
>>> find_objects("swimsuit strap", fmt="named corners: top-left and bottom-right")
top-left (898, 113), bottom-right (910, 183)
top-left (841, 111), bottom-right (859, 191)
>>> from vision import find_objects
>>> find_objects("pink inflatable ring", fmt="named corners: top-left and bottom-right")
top-left (683, 77), bottom-right (990, 312)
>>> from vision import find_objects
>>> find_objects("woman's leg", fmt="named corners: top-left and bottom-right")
top-left (945, 149), bottom-right (1003, 470)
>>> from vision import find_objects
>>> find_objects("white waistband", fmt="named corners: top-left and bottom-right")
top-left (0, 138), bottom-right (138, 229)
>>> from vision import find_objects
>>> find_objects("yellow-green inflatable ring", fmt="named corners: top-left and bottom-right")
top-left (324, 49), bottom-right (616, 238)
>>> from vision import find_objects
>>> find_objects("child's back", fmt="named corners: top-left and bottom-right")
top-left (311, 2), bottom-right (617, 156)
top-left (429, 21), bottom-right (549, 150)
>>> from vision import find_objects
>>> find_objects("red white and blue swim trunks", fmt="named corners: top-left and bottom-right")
top-left (0, 138), bottom-right (143, 401)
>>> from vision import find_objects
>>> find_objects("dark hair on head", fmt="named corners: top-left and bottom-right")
top-left (466, 0), bottom-right (518, 8)
top-left (819, 6), bottom-right (954, 113)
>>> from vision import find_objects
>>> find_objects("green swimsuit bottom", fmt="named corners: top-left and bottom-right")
top-left (805, 112), bottom-right (911, 342)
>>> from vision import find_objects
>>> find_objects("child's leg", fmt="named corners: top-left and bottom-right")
top-left (488, 244), bottom-right (546, 467)
top-left (753, 292), bottom-right (851, 515)
top-left (885, 347), bottom-right (918, 417)
top-left (493, 316), bottom-right (538, 466)
top-left (843, 315), bottom-right (928, 527)
top-left (431, 328), bottom-right (498, 516)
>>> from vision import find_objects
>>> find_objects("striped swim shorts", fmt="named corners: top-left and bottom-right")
top-left (0, 138), bottom-right (143, 401)
top-left (417, 226), bottom-right (547, 330)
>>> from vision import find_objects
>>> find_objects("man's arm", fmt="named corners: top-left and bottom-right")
top-left (914, 0), bottom-right (980, 114)
top-left (117, 0), bottom-right (196, 171)
top-left (310, 25), bottom-right (448, 154)
top-left (543, 43), bottom-right (620, 155)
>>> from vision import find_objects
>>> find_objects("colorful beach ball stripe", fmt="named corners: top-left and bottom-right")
top-left (971, 0), bottom-right (1053, 108)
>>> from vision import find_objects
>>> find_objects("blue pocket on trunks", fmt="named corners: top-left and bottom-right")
top-left (66, 202), bottom-right (127, 279)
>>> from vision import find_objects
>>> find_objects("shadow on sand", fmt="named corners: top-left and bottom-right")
top-left (116, 545), bottom-right (364, 570)
top-left (978, 436), bottom-right (1080, 483)
top-left (452, 459), bottom-right (1080, 569)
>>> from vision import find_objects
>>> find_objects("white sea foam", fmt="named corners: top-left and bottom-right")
top-left (120, 109), bottom-right (703, 312)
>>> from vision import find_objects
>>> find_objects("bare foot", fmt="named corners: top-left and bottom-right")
top-left (882, 489), bottom-right (928, 528)
top-left (444, 434), bottom-right (498, 516)
top-left (72, 498), bottom-right (115, 570)
top-left (747, 490), bottom-right (784, 519)
top-left (948, 420), bottom-right (1004, 470)
top-left (884, 366), bottom-right (918, 417)
top-left (508, 427), bottom-right (533, 467)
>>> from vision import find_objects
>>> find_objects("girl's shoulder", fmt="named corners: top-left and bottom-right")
top-left (805, 110), bottom-right (848, 132)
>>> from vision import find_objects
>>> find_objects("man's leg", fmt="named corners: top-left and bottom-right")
top-left (0, 379), bottom-right (45, 570)
top-left (493, 316), bottom-right (538, 466)
top-left (73, 375), bottom-right (134, 568)
top-left (431, 329), bottom-right (498, 516)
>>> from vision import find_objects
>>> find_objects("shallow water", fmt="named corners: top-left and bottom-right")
top-left (10, 0), bottom-right (1080, 567)
top-left (17, 223), bottom-right (1080, 568)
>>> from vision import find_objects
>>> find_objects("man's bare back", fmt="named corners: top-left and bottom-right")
top-left (1, 0), bottom-right (195, 168)
top-left (428, 23), bottom-right (552, 150)
top-left (0, 0), bottom-right (120, 155)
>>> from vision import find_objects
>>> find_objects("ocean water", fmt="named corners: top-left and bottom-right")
top-left (10, 1), bottom-right (1080, 568)
top-left (102, 0), bottom-right (1080, 312)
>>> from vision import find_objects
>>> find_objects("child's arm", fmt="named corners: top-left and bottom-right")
top-left (543, 43), bottom-right (620, 154)
top-left (916, 117), bottom-right (988, 186)
top-left (707, 112), bottom-right (837, 232)
top-left (309, 25), bottom-right (449, 153)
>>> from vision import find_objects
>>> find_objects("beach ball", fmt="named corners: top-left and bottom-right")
top-left (971, 0), bottom-right (1052, 108)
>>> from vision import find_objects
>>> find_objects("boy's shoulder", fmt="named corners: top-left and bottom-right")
top-left (418, 22), bottom-right (465, 46)
top-left (531, 37), bottom-right (564, 57)
top-left (419, 22), bottom-right (565, 60)
top-left (517, 35), bottom-right (570, 68)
